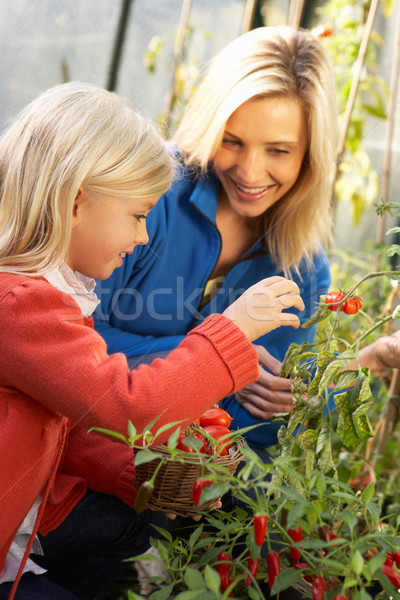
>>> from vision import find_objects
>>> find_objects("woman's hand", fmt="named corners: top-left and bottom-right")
top-left (222, 276), bottom-right (304, 342)
top-left (358, 331), bottom-right (400, 374)
top-left (235, 345), bottom-right (293, 419)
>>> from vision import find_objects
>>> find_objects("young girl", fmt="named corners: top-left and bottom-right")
top-left (94, 25), bottom-right (338, 452)
top-left (0, 82), bottom-right (304, 600)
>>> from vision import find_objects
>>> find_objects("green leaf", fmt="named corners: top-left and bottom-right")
top-left (316, 471), bottom-right (327, 497)
top-left (148, 583), bottom-right (174, 600)
top-left (366, 552), bottom-right (386, 575)
top-left (134, 449), bottom-right (161, 466)
top-left (128, 591), bottom-right (145, 600)
top-left (300, 429), bottom-right (318, 450)
top-left (199, 483), bottom-right (230, 505)
top-left (166, 427), bottom-right (181, 452)
top-left (127, 420), bottom-right (137, 439)
top-left (287, 503), bottom-right (306, 529)
top-left (248, 586), bottom-right (263, 600)
top-left (385, 244), bottom-right (400, 257)
top-left (301, 303), bottom-right (331, 328)
top-left (203, 564), bottom-right (220, 595)
top-left (183, 567), bottom-right (205, 591)
top-left (270, 568), bottom-right (302, 594)
top-left (319, 357), bottom-right (349, 395)
top-left (88, 427), bottom-right (127, 443)
top-left (155, 419), bottom-right (185, 440)
top-left (188, 525), bottom-right (204, 550)
top-left (361, 482), bottom-right (375, 507)
top-left (352, 549), bottom-right (364, 575)
top-left (342, 510), bottom-right (358, 533)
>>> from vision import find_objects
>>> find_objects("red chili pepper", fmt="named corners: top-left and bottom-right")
top-left (393, 550), bottom-right (400, 569)
top-left (333, 596), bottom-right (347, 600)
top-left (312, 576), bottom-right (326, 600)
top-left (381, 565), bottom-right (400, 588)
top-left (288, 525), bottom-right (302, 562)
top-left (217, 552), bottom-right (232, 593)
top-left (385, 551), bottom-right (395, 567)
top-left (267, 551), bottom-right (280, 590)
top-left (247, 552), bottom-right (261, 585)
top-left (192, 479), bottom-right (212, 506)
top-left (253, 514), bottom-right (268, 546)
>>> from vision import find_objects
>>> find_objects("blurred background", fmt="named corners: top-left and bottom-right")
top-left (0, 0), bottom-right (399, 253)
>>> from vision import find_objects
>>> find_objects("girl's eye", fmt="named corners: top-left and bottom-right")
top-left (222, 138), bottom-right (240, 147)
top-left (134, 214), bottom-right (148, 223)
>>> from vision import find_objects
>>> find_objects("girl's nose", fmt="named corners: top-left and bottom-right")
top-left (135, 224), bottom-right (149, 246)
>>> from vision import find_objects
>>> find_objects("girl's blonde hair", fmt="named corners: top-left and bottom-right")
top-left (0, 82), bottom-right (175, 275)
top-left (172, 26), bottom-right (338, 275)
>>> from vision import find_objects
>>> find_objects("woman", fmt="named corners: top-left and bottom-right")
top-left (94, 25), bottom-right (338, 450)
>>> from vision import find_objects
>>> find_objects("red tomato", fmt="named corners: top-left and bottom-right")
top-left (324, 291), bottom-right (345, 311)
top-left (342, 295), bottom-right (363, 315)
top-left (199, 408), bottom-right (233, 428)
top-left (202, 425), bottom-right (233, 455)
top-left (177, 430), bottom-right (206, 453)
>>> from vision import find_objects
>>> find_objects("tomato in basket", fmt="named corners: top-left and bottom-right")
top-left (176, 430), bottom-right (206, 453)
top-left (202, 425), bottom-right (233, 455)
top-left (199, 408), bottom-right (233, 428)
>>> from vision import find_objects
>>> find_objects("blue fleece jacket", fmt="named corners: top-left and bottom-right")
top-left (94, 165), bottom-right (331, 448)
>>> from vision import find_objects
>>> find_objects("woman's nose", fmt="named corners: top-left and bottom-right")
top-left (237, 150), bottom-right (266, 182)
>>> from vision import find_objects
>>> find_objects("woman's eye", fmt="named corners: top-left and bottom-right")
top-left (269, 148), bottom-right (289, 155)
top-left (134, 214), bottom-right (148, 223)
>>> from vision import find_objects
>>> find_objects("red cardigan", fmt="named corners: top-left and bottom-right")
top-left (0, 273), bottom-right (258, 586)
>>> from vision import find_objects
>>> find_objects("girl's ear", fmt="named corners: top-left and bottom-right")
top-left (72, 187), bottom-right (84, 220)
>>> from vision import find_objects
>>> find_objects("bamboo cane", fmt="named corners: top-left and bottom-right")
top-left (331, 0), bottom-right (379, 216)
top-left (288, 0), bottom-right (305, 28)
top-left (376, 0), bottom-right (400, 245)
top-left (242, 0), bottom-right (258, 34)
top-left (163, 0), bottom-right (192, 133)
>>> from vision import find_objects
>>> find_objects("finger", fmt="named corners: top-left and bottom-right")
top-left (255, 345), bottom-right (282, 375)
top-left (257, 369), bottom-right (292, 390)
top-left (276, 293), bottom-right (305, 313)
top-left (277, 313), bottom-right (301, 329)
top-left (237, 391), bottom-right (293, 412)
top-left (240, 400), bottom-right (293, 420)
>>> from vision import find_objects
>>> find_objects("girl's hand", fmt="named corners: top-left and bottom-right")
top-left (222, 276), bottom-right (304, 342)
top-left (235, 345), bottom-right (293, 419)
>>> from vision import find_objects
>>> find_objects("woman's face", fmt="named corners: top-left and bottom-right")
top-left (213, 96), bottom-right (308, 219)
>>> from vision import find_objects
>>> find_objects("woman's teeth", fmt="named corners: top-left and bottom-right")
top-left (236, 182), bottom-right (271, 194)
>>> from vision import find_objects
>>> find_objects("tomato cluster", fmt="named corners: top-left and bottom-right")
top-left (177, 407), bottom-right (233, 456)
top-left (325, 291), bottom-right (363, 315)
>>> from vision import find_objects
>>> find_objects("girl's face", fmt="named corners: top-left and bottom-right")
top-left (67, 190), bottom-right (158, 280)
top-left (213, 96), bottom-right (308, 219)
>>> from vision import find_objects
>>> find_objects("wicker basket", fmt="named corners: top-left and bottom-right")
top-left (134, 438), bottom-right (245, 517)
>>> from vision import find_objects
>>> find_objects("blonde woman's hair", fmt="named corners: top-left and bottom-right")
top-left (0, 82), bottom-right (175, 275)
top-left (172, 26), bottom-right (338, 275)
